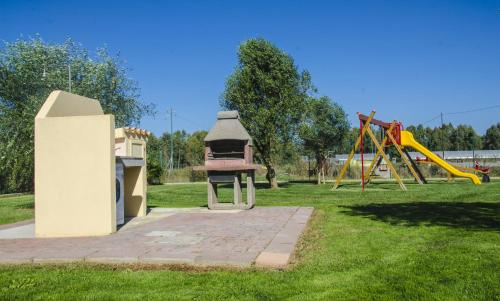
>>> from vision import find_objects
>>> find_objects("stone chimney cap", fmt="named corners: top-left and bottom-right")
top-left (217, 111), bottom-right (239, 119)
top-left (204, 110), bottom-right (252, 145)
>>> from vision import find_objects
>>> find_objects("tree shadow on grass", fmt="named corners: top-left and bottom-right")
top-left (288, 180), bottom-right (317, 184)
top-left (147, 204), bottom-right (208, 210)
top-left (256, 182), bottom-right (292, 189)
top-left (216, 182), bottom-right (291, 190)
top-left (340, 202), bottom-right (500, 231)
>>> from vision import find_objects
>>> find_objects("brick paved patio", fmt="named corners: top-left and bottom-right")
top-left (0, 207), bottom-right (313, 268)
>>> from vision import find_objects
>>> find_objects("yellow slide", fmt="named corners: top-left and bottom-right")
top-left (400, 131), bottom-right (481, 185)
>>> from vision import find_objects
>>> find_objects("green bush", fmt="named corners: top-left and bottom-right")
top-left (147, 161), bottom-right (163, 185)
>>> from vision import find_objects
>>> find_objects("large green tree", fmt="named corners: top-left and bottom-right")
top-left (483, 123), bottom-right (500, 149)
top-left (146, 134), bottom-right (165, 185)
top-left (221, 38), bottom-right (313, 188)
top-left (406, 125), bottom-right (433, 149)
top-left (185, 130), bottom-right (208, 166)
top-left (407, 123), bottom-right (484, 151)
top-left (0, 38), bottom-right (153, 193)
top-left (300, 96), bottom-right (349, 184)
top-left (450, 125), bottom-right (482, 150)
top-left (159, 130), bottom-right (189, 170)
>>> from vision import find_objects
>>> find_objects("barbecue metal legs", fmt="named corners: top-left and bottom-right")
top-left (207, 171), bottom-right (255, 210)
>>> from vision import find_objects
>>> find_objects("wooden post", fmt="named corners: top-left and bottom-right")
top-left (364, 123), bottom-right (395, 184)
top-left (360, 119), bottom-right (365, 192)
top-left (333, 111), bottom-right (376, 190)
top-left (385, 125), bottom-right (424, 185)
top-left (364, 127), bottom-right (407, 191)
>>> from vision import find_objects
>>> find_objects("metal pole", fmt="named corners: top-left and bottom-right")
top-left (360, 118), bottom-right (365, 192)
top-left (440, 112), bottom-right (445, 158)
top-left (169, 107), bottom-right (174, 174)
top-left (177, 149), bottom-right (181, 169)
top-left (472, 149), bottom-right (475, 168)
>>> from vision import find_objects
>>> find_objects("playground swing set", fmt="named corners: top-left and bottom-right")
top-left (334, 111), bottom-right (488, 191)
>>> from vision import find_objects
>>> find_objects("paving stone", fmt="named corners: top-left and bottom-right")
top-left (0, 220), bottom-right (34, 231)
top-left (31, 246), bottom-right (98, 263)
top-left (194, 252), bottom-right (255, 267)
top-left (255, 252), bottom-right (290, 268)
top-left (140, 247), bottom-right (199, 263)
top-left (86, 257), bottom-right (139, 264)
top-left (139, 257), bottom-right (196, 265)
top-left (33, 257), bottom-right (84, 264)
top-left (0, 206), bottom-right (313, 268)
top-left (0, 257), bottom-right (33, 264)
top-left (265, 242), bottom-right (295, 254)
top-left (255, 206), bottom-right (313, 268)
top-left (225, 251), bottom-right (260, 265)
top-left (0, 224), bottom-right (34, 239)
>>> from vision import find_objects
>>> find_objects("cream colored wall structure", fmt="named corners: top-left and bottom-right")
top-left (114, 127), bottom-right (149, 217)
top-left (35, 91), bottom-right (149, 238)
top-left (35, 91), bottom-right (115, 237)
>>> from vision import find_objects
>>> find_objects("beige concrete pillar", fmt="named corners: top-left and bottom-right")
top-left (246, 172), bottom-right (255, 209)
top-left (124, 166), bottom-right (147, 217)
top-left (234, 175), bottom-right (242, 204)
top-left (208, 178), bottom-right (218, 209)
top-left (35, 91), bottom-right (116, 237)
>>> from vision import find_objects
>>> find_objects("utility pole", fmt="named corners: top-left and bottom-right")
top-left (177, 149), bottom-right (181, 169)
top-left (167, 107), bottom-right (174, 175)
top-left (472, 148), bottom-right (475, 168)
top-left (440, 112), bottom-right (445, 158)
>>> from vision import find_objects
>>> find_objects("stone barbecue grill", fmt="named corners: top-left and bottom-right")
top-left (194, 111), bottom-right (259, 209)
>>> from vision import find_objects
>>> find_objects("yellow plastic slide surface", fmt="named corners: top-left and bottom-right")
top-left (400, 131), bottom-right (481, 185)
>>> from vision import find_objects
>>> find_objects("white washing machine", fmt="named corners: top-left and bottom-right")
top-left (115, 159), bottom-right (125, 225)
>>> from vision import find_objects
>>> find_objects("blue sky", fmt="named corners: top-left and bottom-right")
top-left (1, 0), bottom-right (499, 134)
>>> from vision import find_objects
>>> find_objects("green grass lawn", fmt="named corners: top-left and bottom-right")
top-left (0, 195), bottom-right (34, 225)
top-left (0, 180), bottom-right (499, 300)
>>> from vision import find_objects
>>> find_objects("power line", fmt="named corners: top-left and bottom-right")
top-left (445, 104), bottom-right (500, 115)
top-left (174, 112), bottom-right (206, 129)
top-left (420, 104), bottom-right (500, 125)
top-left (422, 114), bottom-right (441, 125)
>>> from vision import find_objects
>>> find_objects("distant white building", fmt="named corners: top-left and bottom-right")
top-left (332, 150), bottom-right (500, 170)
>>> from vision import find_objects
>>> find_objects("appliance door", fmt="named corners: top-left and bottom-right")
top-left (115, 161), bottom-right (125, 225)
